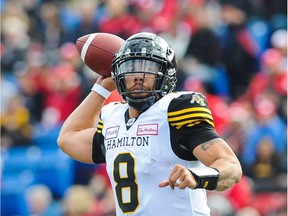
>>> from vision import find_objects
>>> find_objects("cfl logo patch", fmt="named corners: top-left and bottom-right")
top-left (190, 94), bottom-right (206, 106)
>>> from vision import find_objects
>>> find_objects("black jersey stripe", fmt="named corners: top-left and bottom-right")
top-left (186, 120), bottom-right (208, 127)
top-left (168, 107), bottom-right (212, 117)
top-left (98, 119), bottom-right (103, 124)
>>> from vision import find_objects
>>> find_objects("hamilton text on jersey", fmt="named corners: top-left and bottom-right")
top-left (105, 136), bottom-right (149, 150)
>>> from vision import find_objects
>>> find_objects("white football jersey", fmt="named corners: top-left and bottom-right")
top-left (93, 91), bottom-right (219, 216)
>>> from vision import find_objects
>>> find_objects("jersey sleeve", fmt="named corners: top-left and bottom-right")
top-left (168, 92), bottom-right (220, 158)
top-left (92, 116), bottom-right (106, 164)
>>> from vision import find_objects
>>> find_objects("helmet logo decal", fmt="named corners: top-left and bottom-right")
top-left (167, 48), bottom-right (174, 62)
top-left (125, 48), bottom-right (131, 56)
top-left (141, 47), bottom-right (147, 55)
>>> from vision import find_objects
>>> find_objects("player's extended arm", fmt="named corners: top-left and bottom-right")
top-left (193, 138), bottom-right (242, 191)
top-left (57, 77), bottom-right (116, 163)
top-left (159, 138), bottom-right (242, 191)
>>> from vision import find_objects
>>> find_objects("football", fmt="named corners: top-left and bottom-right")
top-left (76, 33), bottom-right (125, 77)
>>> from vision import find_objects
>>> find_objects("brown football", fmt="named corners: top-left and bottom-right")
top-left (76, 33), bottom-right (124, 77)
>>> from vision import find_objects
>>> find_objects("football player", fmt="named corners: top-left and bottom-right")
top-left (58, 32), bottom-right (242, 216)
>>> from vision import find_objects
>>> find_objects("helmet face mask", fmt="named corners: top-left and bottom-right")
top-left (112, 32), bottom-right (177, 111)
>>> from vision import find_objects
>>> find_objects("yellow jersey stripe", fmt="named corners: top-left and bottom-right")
top-left (97, 119), bottom-right (103, 133)
top-left (168, 107), bottom-right (212, 117)
top-left (170, 118), bottom-right (214, 129)
top-left (97, 124), bottom-right (104, 129)
top-left (171, 120), bottom-right (203, 129)
top-left (168, 112), bottom-right (213, 122)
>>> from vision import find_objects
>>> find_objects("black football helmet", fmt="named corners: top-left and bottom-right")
top-left (112, 32), bottom-right (177, 111)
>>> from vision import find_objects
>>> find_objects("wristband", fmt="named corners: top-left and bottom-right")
top-left (91, 83), bottom-right (111, 99)
top-left (188, 167), bottom-right (219, 190)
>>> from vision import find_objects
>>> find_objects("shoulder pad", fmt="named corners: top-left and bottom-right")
top-left (168, 92), bottom-right (214, 129)
top-left (101, 101), bottom-right (127, 118)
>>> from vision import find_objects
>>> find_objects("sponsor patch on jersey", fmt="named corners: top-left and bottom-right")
top-left (105, 126), bottom-right (119, 140)
top-left (137, 124), bottom-right (158, 136)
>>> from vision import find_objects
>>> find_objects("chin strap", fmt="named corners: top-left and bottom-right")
top-left (126, 95), bottom-right (157, 111)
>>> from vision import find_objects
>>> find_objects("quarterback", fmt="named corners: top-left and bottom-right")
top-left (58, 32), bottom-right (242, 216)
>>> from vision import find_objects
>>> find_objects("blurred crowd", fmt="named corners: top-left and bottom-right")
top-left (0, 0), bottom-right (287, 215)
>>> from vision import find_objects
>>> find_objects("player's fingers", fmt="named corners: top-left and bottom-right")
top-left (170, 165), bottom-right (186, 182)
top-left (178, 172), bottom-right (196, 189)
top-left (178, 179), bottom-right (190, 189)
top-left (175, 179), bottom-right (183, 185)
top-left (175, 179), bottom-right (185, 189)
top-left (169, 168), bottom-right (183, 189)
top-left (158, 180), bottom-right (170, 187)
top-left (96, 76), bottom-right (116, 91)
top-left (160, 178), bottom-right (191, 190)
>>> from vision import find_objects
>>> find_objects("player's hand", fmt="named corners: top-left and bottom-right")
top-left (96, 75), bottom-right (117, 92)
top-left (158, 164), bottom-right (197, 190)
